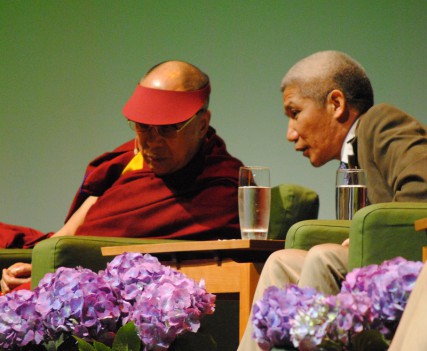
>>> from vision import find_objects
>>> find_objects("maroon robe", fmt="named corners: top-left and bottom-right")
top-left (0, 127), bottom-right (243, 248)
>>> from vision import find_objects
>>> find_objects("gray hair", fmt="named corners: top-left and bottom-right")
top-left (281, 51), bottom-right (374, 114)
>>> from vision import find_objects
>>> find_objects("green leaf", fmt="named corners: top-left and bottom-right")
top-left (93, 341), bottom-right (113, 351)
top-left (74, 336), bottom-right (96, 351)
top-left (316, 339), bottom-right (343, 351)
top-left (112, 322), bottom-right (141, 351)
top-left (43, 334), bottom-right (69, 351)
top-left (351, 330), bottom-right (390, 351)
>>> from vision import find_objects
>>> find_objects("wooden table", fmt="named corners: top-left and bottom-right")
top-left (415, 218), bottom-right (427, 262)
top-left (102, 239), bottom-right (285, 340)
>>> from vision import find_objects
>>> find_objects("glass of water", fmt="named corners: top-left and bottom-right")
top-left (238, 166), bottom-right (271, 240)
top-left (336, 168), bottom-right (368, 220)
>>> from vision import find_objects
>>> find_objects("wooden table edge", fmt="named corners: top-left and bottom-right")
top-left (101, 239), bottom-right (285, 256)
top-left (415, 218), bottom-right (427, 231)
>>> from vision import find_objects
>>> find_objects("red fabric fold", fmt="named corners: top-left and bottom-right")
top-left (74, 127), bottom-right (243, 240)
top-left (0, 222), bottom-right (53, 249)
top-left (0, 127), bottom-right (243, 248)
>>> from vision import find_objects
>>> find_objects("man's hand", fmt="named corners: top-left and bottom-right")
top-left (1, 262), bottom-right (32, 294)
top-left (341, 238), bottom-right (350, 247)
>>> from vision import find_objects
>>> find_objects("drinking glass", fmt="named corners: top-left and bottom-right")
top-left (238, 166), bottom-right (271, 239)
top-left (336, 168), bottom-right (368, 220)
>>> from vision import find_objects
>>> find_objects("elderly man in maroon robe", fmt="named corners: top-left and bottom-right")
top-left (1, 60), bottom-right (244, 293)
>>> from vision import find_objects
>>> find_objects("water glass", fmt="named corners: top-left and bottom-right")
top-left (336, 168), bottom-right (368, 220)
top-left (238, 166), bottom-right (271, 240)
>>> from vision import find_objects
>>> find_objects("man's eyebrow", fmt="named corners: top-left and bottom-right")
top-left (283, 101), bottom-right (294, 111)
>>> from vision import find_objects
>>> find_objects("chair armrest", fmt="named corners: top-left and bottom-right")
top-left (285, 219), bottom-right (350, 250)
top-left (30, 236), bottom-right (182, 289)
top-left (349, 202), bottom-right (427, 270)
top-left (0, 249), bottom-right (32, 272)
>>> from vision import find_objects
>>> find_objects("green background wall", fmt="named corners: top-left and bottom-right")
top-left (1, 0), bottom-right (426, 233)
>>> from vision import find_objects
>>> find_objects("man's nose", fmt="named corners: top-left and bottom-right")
top-left (286, 121), bottom-right (298, 142)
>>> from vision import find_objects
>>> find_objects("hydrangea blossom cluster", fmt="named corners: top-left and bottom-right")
top-left (100, 252), bottom-right (216, 351)
top-left (131, 274), bottom-right (215, 350)
top-left (252, 284), bottom-right (322, 350)
top-left (290, 293), bottom-right (334, 349)
top-left (341, 256), bottom-right (423, 338)
top-left (252, 257), bottom-right (423, 350)
top-left (323, 290), bottom-right (373, 346)
top-left (100, 252), bottom-right (167, 321)
top-left (0, 253), bottom-right (215, 351)
top-left (34, 266), bottom-right (121, 342)
top-left (0, 289), bottom-right (45, 349)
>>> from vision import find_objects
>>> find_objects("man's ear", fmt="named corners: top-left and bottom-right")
top-left (327, 89), bottom-right (348, 122)
top-left (198, 110), bottom-right (211, 137)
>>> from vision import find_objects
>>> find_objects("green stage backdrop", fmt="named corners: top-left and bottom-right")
top-left (1, 0), bottom-right (426, 232)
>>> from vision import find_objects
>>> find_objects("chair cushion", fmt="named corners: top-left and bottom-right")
top-left (268, 184), bottom-right (319, 240)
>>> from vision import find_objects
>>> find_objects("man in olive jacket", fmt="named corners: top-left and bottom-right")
top-left (238, 50), bottom-right (427, 351)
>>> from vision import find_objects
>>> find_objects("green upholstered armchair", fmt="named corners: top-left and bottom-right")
top-left (285, 202), bottom-right (427, 270)
top-left (0, 183), bottom-right (318, 351)
top-left (28, 183), bottom-right (318, 288)
top-left (0, 183), bottom-right (319, 288)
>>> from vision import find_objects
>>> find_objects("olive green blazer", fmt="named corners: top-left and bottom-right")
top-left (356, 103), bottom-right (427, 204)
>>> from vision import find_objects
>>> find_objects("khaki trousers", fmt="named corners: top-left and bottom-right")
top-left (237, 244), bottom-right (348, 351)
top-left (389, 262), bottom-right (427, 351)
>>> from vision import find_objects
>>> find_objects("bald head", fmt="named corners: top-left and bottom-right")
top-left (281, 51), bottom-right (374, 114)
top-left (140, 61), bottom-right (209, 92)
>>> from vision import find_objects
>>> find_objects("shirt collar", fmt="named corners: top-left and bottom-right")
top-left (340, 119), bottom-right (359, 164)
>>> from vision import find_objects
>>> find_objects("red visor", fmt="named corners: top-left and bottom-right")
top-left (122, 84), bottom-right (210, 125)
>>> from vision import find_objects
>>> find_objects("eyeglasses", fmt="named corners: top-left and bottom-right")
top-left (128, 110), bottom-right (204, 138)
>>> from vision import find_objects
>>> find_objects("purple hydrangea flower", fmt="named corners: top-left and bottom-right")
top-left (100, 252), bottom-right (166, 301)
top-left (325, 291), bottom-right (373, 345)
top-left (252, 284), bottom-right (321, 350)
top-left (100, 252), bottom-right (216, 350)
top-left (289, 293), bottom-right (333, 349)
top-left (34, 266), bottom-right (121, 342)
top-left (252, 257), bottom-right (423, 350)
top-left (130, 272), bottom-right (216, 350)
top-left (341, 257), bottom-right (423, 337)
top-left (99, 252), bottom-right (167, 319)
top-left (0, 252), bottom-right (216, 350)
top-left (0, 289), bottom-right (45, 349)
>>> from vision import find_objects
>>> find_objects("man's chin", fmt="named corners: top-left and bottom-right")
top-left (147, 163), bottom-right (167, 176)
top-left (302, 150), bottom-right (320, 167)
top-left (151, 168), bottom-right (169, 177)
top-left (308, 156), bottom-right (326, 168)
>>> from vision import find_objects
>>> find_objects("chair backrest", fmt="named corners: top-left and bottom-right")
top-left (268, 183), bottom-right (319, 240)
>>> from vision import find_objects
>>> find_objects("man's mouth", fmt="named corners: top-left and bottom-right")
top-left (295, 146), bottom-right (309, 157)
top-left (144, 153), bottom-right (165, 164)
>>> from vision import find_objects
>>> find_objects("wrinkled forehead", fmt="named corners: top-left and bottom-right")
top-left (283, 85), bottom-right (304, 106)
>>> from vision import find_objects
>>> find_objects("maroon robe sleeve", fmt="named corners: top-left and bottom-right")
top-left (65, 140), bottom-right (135, 222)
top-left (1, 129), bottom-right (243, 248)
top-left (0, 222), bottom-right (53, 249)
